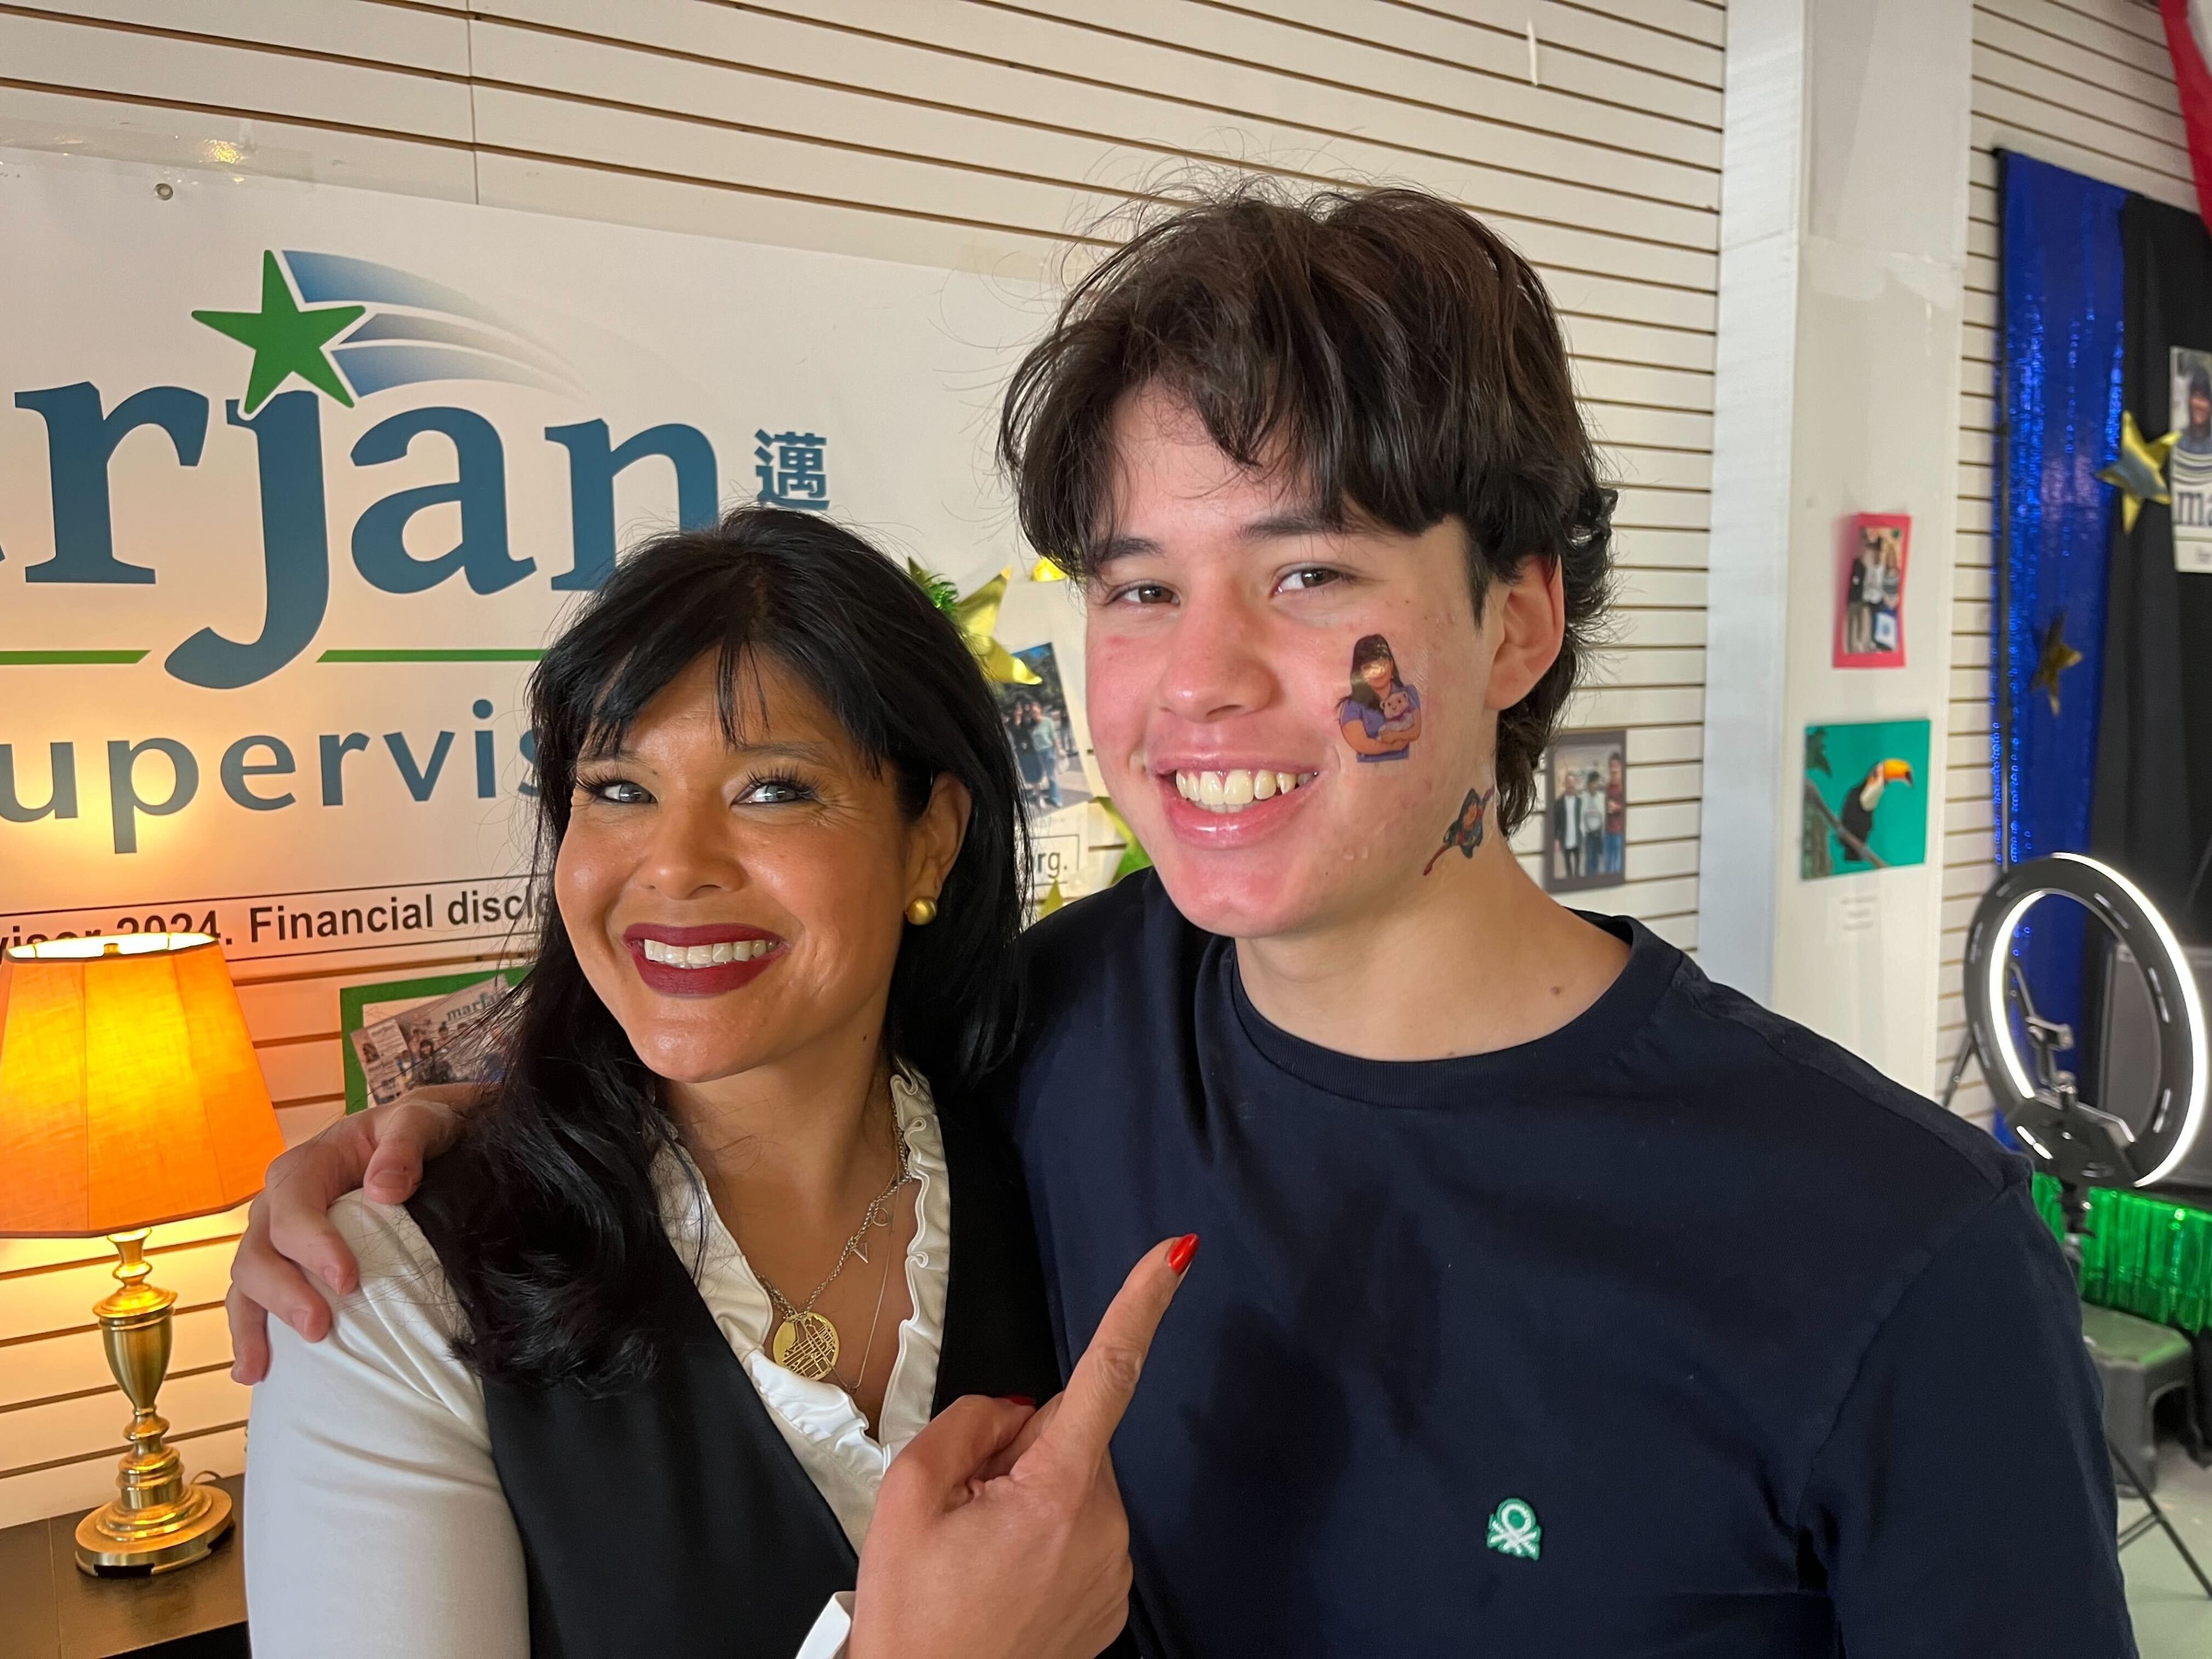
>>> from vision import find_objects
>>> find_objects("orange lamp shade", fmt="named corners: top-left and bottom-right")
top-left (0, 934), bottom-right (285, 1237)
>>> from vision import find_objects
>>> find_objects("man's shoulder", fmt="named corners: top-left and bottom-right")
top-left (993, 872), bottom-right (1206, 1120)
top-left (1646, 951), bottom-right (2018, 1211)
top-left (1016, 869), bottom-right (1198, 1002)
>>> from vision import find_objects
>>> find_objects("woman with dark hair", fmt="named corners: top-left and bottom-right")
top-left (244, 507), bottom-right (1187, 1659)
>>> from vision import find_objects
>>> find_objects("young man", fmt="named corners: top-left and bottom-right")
top-left (229, 185), bottom-right (2129, 1654)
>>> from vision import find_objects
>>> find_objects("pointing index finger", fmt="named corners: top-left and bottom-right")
top-left (1026, 1233), bottom-right (1196, 1487)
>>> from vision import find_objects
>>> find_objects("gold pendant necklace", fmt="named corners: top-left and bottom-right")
top-left (759, 1113), bottom-right (915, 1385)
top-left (771, 1310), bottom-right (843, 1380)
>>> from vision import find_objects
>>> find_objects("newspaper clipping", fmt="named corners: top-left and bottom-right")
top-left (349, 976), bottom-right (513, 1108)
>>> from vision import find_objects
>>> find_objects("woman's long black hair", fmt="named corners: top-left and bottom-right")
top-left (433, 506), bottom-right (1025, 1393)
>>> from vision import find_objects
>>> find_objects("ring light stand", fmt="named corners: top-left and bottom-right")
top-left (1946, 851), bottom-right (2212, 1596)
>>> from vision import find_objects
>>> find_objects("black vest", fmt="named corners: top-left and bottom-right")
top-left (408, 1105), bottom-right (1073, 1659)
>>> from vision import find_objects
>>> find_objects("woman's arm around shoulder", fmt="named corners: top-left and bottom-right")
top-left (244, 1190), bottom-right (527, 1659)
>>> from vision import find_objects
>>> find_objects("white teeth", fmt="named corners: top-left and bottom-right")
top-left (1171, 768), bottom-right (1309, 814)
top-left (642, 938), bottom-right (772, 967)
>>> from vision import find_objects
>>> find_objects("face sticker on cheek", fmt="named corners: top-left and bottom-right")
top-left (1337, 634), bottom-right (1423, 762)
top-left (1423, 786), bottom-right (1497, 876)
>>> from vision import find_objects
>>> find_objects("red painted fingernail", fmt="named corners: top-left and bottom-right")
top-left (1001, 1395), bottom-right (1035, 1407)
top-left (1168, 1233), bottom-right (1199, 1275)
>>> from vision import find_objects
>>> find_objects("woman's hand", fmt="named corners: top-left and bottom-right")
top-left (226, 1085), bottom-right (488, 1382)
top-left (848, 1234), bottom-right (1195, 1659)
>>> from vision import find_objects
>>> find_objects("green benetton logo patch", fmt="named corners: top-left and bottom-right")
top-left (1486, 1498), bottom-right (1542, 1560)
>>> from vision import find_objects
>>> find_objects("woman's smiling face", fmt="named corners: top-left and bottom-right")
top-left (553, 651), bottom-right (965, 1087)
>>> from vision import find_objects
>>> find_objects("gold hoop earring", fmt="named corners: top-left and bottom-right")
top-left (904, 896), bottom-right (939, 927)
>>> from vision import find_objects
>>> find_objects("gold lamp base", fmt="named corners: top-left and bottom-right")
top-left (72, 1230), bottom-right (236, 1577)
top-left (74, 1478), bottom-right (232, 1577)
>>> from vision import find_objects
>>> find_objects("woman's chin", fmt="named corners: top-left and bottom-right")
top-left (628, 1035), bottom-right (768, 1088)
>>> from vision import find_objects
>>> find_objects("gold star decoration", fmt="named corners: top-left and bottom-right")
top-left (905, 561), bottom-right (1040, 685)
top-left (2028, 610), bottom-right (2084, 717)
top-left (2097, 408), bottom-right (2175, 534)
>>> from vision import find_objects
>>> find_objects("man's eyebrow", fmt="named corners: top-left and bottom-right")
top-left (1092, 533), bottom-right (1161, 566)
top-left (1090, 507), bottom-right (1338, 564)
top-left (1240, 506), bottom-right (1338, 541)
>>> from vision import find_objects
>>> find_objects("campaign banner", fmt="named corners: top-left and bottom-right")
top-left (0, 152), bottom-right (1050, 960)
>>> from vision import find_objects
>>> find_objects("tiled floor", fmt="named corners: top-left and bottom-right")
top-left (2123, 1442), bottom-right (2212, 1657)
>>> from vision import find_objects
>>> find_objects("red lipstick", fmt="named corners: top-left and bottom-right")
top-left (621, 922), bottom-right (786, 998)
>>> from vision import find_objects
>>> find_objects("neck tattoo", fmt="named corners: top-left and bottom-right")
top-left (1423, 784), bottom-right (1497, 876)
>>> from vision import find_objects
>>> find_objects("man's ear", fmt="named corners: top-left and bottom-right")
top-left (910, 772), bottom-right (973, 900)
top-left (1484, 556), bottom-right (1566, 712)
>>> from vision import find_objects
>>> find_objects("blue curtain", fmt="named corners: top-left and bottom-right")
top-left (1997, 151), bottom-right (2126, 1061)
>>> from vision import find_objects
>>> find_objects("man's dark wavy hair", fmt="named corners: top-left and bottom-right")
top-left (433, 506), bottom-right (1025, 1393)
top-left (998, 181), bottom-right (1614, 832)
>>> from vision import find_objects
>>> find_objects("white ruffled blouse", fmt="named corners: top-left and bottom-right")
top-left (243, 1073), bottom-right (949, 1659)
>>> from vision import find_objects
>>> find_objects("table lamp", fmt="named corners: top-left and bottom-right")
top-left (0, 933), bottom-right (285, 1575)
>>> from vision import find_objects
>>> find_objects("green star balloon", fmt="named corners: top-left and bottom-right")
top-left (192, 251), bottom-right (364, 414)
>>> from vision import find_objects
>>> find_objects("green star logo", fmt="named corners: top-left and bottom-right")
top-left (192, 251), bottom-right (364, 414)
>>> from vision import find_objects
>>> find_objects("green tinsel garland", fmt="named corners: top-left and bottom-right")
top-left (2032, 1173), bottom-right (2212, 1333)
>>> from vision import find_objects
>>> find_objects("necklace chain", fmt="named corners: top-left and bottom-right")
top-left (757, 1112), bottom-right (916, 1336)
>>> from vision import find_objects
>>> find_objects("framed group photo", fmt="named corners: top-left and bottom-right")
top-left (1541, 728), bottom-right (1628, 893)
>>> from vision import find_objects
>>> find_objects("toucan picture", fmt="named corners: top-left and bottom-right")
top-left (1835, 759), bottom-right (1916, 862)
top-left (1800, 721), bottom-right (1930, 881)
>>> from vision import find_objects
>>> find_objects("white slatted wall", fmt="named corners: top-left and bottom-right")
top-left (0, 0), bottom-right (1724, 1525)
top-left (1938, 0), bottom-right (2192, 1125)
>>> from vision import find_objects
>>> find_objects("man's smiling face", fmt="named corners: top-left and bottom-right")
top-left (1083, 385), bottom-right (1507, 941)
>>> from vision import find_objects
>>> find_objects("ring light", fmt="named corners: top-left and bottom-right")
top-left (1961, 853), bottom-right (2207, 1190)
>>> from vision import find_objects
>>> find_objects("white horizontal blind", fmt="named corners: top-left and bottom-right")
top-left (1938, 0), bottom-right (2193, 1124)
top-left (0, 0), bottom-right (1725, 1525)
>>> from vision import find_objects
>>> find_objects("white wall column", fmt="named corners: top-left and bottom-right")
top-left (1700, 0), bottom-right (1975, 1089)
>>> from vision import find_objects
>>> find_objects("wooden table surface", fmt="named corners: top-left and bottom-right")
top-left (0, 1476), bottom-right (245, 1659)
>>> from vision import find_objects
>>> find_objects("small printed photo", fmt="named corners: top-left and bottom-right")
top-left (1541, 729), bottom-right (1628, 893)
top-left (1800, 718), bottom-right (1930, 880)
top-left (1834, 514), bottom-right (1910, 669)
top-left (350, 978), bottom-right (512, 1108)
top-left (994, 643), bottom-right (1093, 815)
top-left (2169, 346), bottom-right (2212, 562)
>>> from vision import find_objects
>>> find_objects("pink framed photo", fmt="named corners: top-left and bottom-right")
top-left (1834, 513), bottom-right (1910, 668)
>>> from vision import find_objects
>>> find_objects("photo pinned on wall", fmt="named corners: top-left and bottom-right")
top-left (992, 579), bottom-right (1115, 915)
top-left (2169, 346), bottom-right (2212, 571)
top-left (340, 968), bottom-right (522, 1114)
top-left (1541, 729), bottom-right (1628, 893)
top-left (1337, 634), bottom-right (1423, 761)
top-left (1834, 514), bottom-right (1911, 668)
top-left (1801, 718), bottom-right (1930, 880)
top-left (992, 644), bottom-right (1094, 816)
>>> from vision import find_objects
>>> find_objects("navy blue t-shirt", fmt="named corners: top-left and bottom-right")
top-left (995, 873), bottom-right (2130, 1657)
